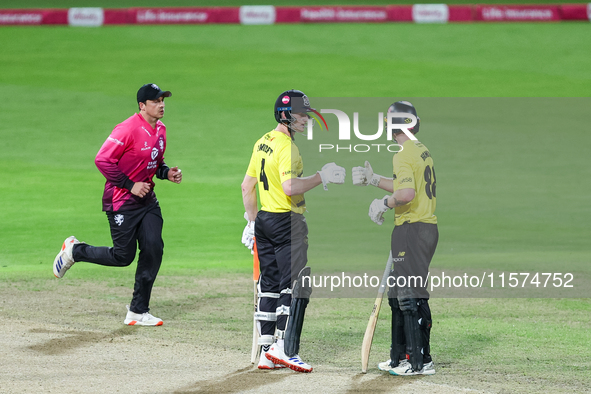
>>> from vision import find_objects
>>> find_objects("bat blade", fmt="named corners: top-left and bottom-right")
top-left (360, 252), bottom-right (393, 373)
top-left (250, 238), bottom-right (261, 364)
top-left (250, 280), bottom-right (259, 364)
top-left (361, 296), bottom-right (384, 373)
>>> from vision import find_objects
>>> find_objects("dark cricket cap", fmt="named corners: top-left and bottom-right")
top-left (274, 90), bottom-right (313, 114)
top-left (388, 100), bottom-right (420, 134)
top-left (137, 83), bottom-right (172, 103)
top-left (274, 89), bottom-right (316, 123)
top-left (388, 101), bottom-right (417, 116)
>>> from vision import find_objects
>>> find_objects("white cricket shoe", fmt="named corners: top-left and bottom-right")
top-left (53, 236), bottom-right (80, 278)
top-left (421, 361), bottom-right (436, 375)
top-left (257, 351), bottom-right (287, 370)
top-left (265, 343), bottom-right (312, 373)
top-left (124, 305), bottom-right (163, 326)
top-left (389, 359), bottom-right (436, 376)
top-left (377, 359), bottom-right (405, 372)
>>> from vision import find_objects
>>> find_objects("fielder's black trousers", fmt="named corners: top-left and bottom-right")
top-left (72, 203), bottom-right (164, 314)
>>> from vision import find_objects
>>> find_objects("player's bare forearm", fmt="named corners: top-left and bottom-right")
top-left (385, 188), bottom-right (415, 208)
top-left (377, 177), bottom-right (394, 193)
top-left (282, 173), bottom-right (322, 196)
top-left (241, 175), bottom-right (258, 221)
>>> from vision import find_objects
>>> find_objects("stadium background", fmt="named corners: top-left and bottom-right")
top-left (1, 1), bottom-right (590, 393)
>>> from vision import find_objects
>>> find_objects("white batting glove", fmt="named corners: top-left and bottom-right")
top-left (352, 161), bottom-right (381, 187)
top-left (242, 212), bottom-right (255, 254)
top-left (368, 195), bottom-right (392, 225)
top-left (318, 162), bottom-right (346, 190)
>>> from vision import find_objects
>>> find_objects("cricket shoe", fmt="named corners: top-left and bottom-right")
top-left (257, 351), bottom-right (287, 370)
top-left (124, 305), bottom-right (163, 326)
top-left (265, 343), bottom-right (312, 373)
top-left (53, 236), bottom-right (81, 278)
top-left (377, 359), bottom-right (405, 373)
top-left (389, 359), bottom-right (436, 376)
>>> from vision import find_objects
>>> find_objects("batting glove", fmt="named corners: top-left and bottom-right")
top-left (318, 162), bottom-right (346, 190)
top-left (242, 212), bottom-right (255, 254)
top-left (352, 161), bottom-right (381, 187)
top-left (368, 195), bottom-right (392, 225)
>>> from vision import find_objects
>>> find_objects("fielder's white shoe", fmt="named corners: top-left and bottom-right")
top-left (265, 343), bottom-right (312, 373)
top-left (53, 236), bottom-right (80, 278)
top-left (389, 359), bottom-right (436, 376)
top-left (124, 305), bottom-right (163, 326)
top-left (257, 351), bottom-right (287, 370)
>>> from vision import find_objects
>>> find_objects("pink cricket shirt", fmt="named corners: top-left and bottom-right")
top-left (95, 113), bottom-right (167, 212)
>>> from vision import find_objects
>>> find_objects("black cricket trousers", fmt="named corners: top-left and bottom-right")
top-left (72, 203), bottom-right (164, 314)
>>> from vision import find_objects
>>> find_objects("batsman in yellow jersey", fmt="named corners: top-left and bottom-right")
top-left (241, 90), bottom-right (346, 372)
top-left (353, 101), bottom-right (438, 376)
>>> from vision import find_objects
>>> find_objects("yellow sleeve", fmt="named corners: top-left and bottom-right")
top-left (246, 143), bottom-right (258, 178)
top-left (393, 152), bottom-right (415, 191)
top-left (278, 142), bottom-right (293, 184)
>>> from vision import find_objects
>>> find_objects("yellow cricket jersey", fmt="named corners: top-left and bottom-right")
top-left (393, 139), bottom-right (437, 226)
top-left (246, 130), bottom-right (306, 214)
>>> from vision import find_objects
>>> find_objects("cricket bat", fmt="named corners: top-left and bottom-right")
top-left (361, 252), bottom-right (393, 373)
top-left (250, 238), bottom-right (261, 364)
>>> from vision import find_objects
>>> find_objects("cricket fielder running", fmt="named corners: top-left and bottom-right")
top-left (353, 101), bottom-right (438, 376)
top-left (53, 83), bottom-right (182, 326)
top-left (241, 90), bottom-right (346, 372)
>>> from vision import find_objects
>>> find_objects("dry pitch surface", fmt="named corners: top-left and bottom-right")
top-left (0, 275), bottom-right (526, 394)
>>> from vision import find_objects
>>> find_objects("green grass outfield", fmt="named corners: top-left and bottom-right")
top-left (1, 21), bottom-right (590, 392)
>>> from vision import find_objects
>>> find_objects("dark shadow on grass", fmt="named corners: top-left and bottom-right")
top-left (27, 326), bottom-right (135, 355)
top-left (347, 372), bottom-right (422, 394)
top-left (173, 365), bottom-right (289, 394)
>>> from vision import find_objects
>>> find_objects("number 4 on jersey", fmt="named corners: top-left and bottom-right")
top-left (260, 159), bottom-right (269, 191)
